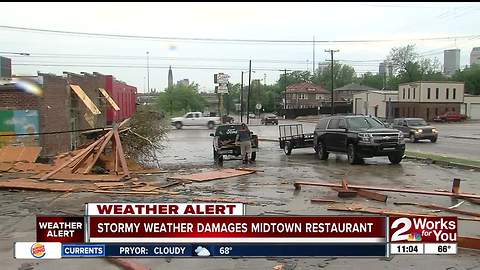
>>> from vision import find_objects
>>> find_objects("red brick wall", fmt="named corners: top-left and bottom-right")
top-left (0, 89), bottom-right (39, 109)
top-left (37, 74), bottom-right (72, 156)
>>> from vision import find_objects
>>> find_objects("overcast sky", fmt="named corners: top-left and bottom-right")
top-left (1, 2), bottom-right (479, 92)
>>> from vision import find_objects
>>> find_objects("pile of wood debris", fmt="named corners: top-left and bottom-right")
top-left (0, 121), bottom-right (178, 195)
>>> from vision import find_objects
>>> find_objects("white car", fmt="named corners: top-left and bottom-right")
top-left (171, 112), bottom-right (221, 129)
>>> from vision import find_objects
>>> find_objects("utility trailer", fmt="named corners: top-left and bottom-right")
top-left (278, 124), bottom-right (314, 155)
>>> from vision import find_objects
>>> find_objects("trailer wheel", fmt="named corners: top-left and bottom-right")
top-left (283, 141), bottom-right (293, 155)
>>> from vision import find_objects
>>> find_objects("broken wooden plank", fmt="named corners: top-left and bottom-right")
top-left (31, 173), bottom-right (123, 182)
top-left (294, 181), bottom-right (480, 200)
top-left (113, 129), bottom-right (130, 178)
top-left (94, 182), bottom-right (126, 189)
top-left (41, 134), bottom-right (108, 180)
top-left (0, 179), bottom-right (94, 192)
top-left (98, 88), bottom-right (120, 111)
top-left (0, 162), bottom-right (13, 172)
top-left (170, 168), bottom-right (255, 182)
top-left (458, 236), bottom-right (480, 250)
top-left (69, 84), bottom-right (101, 115)
top-left (0, 146), bottom-right (42, 163)
top-left (93, 190), bottom-right (160, 195)
top-left (159, 181), bottom-right (183, 189)
top-left (311, 198), bottom-right (343, 204)
top-left (131, 186), bottom-right (159, 192)
top-left (331, 187), bottom-right (357, 198)
top-left (83, 130), bottom-right (114, 174)
top-left (352, 188), bottom-right (388, 203)
top-left (132, 169), bottom-right (169, 174)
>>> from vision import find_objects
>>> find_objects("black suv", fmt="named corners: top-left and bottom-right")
top-left (392, 118), bottom-right (438, 143)
top-left (313, 116), bottom-right (405, 164)
top-left (210, 124), bottom-right (258, 164)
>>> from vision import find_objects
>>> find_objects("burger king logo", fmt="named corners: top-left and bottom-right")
top-left (31, 243), bottom-right (46, 258)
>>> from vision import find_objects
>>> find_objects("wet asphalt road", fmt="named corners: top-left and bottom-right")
top-left (1, 124), bottom-right (480, 270)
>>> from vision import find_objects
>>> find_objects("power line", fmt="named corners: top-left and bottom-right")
top-left (0, 25), bottom-right (479, 44)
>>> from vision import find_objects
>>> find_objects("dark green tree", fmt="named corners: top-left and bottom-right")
top-left (155, 83), bottom-right (206, 116)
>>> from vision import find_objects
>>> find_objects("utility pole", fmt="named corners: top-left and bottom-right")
top-left (247, 60), bottom-right (252, 124)
top-left (312, 35), bottom-right (315, 73)
top-left (284, 69), bottom-right (287, 110)
top-left (325, 49), bottom-right (339, 115)
top-left (146, 51), bottom-right (150, 93)
top-left (240, 71), bottom-right (244, 123)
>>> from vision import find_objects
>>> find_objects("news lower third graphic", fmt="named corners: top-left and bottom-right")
top-left (13, 203), bottom-right (458, 259)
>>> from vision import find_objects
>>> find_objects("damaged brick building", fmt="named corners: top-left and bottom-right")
top-left (0, 60), bottom-right (137, 157)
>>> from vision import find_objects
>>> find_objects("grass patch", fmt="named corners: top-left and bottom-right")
top-left (405, 150), bottom-right (480, 168)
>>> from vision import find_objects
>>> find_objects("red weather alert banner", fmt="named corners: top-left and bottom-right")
top-left (87, 216), bottom-right (386, 243)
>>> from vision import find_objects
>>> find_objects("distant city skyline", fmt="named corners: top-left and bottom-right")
top-left (0, 2), bottom-right (479, 92)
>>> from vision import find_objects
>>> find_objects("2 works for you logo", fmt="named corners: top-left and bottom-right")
top-left (30, 243), bottom-right (46, 258)
top-left (390, 217), bottom-right (457, 243)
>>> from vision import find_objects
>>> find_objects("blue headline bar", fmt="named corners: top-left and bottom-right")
top-left (61, 243), bottom-right (386, 257)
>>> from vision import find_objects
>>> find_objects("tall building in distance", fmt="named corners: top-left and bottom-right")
top-left (317, 62), bottom-right (329, 74)
top-left (378, 61), bottom-right (393, 77)
top-left (443, 49), bottom-right (460, 76)
top-left (471, 47), bottom-right (480, 66)
top-left (168, 66), bottom-right (173, 89)
top-left (0, 56), bottom-right (12, 78)
top-left (177, 79), bottom-right (189, 86)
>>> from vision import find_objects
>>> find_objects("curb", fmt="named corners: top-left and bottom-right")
top-left (404, 154), bottom-right (480, 171)
top-left (445, 135), bottom-right (480, 141)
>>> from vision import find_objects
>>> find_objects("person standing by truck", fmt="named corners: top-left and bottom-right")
top-left (235, 123), bottom-right (252, 164)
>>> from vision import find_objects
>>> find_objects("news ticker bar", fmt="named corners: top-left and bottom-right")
top-left (15, 242), bottom-right (388, 258)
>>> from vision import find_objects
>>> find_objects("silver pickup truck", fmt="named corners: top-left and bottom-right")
top-left (171, 112), bottom-right (221, 129)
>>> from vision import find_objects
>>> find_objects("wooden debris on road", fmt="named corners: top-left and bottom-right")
top-left (458, 236), bottom-right (480, 250)
top-left (0, 178), bottom-right (94, 192)
top-left (170, 168), bottom-right (256, 182)
top-left (294, 181), bottom-right (480, 200)
top-left (30, 173), bottom-right (124, 182)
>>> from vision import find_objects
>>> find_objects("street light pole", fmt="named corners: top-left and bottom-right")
top-left (325, 49), bottom-right (339, 115)
top-left (240, 71), bottom-right (244, 123)
top-left (247, 60), bottom-right (252, 124)
top-left (146, 51), bottom-right (150, 93)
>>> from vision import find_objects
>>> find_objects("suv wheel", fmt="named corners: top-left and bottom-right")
top-left (175, 122), bottom-right (183, 129)
top-left (347, 144), bottom-right (361, 165)
top-left (430, 137), bottom-right (437, 143)
top-left (388, 151), bottom-right (404, 164)
top-left (316, 141), bottom-right (329, 160)
top-left (207, 121), bottom-right (215, 129)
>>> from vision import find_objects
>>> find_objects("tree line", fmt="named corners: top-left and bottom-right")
top-left (156, 45), bottom-right (480, 115)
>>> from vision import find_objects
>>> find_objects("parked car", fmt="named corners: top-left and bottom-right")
top-left (313, 115), bottom-right (405, 164)
top-left (221, 115), bottom-right (235, 124)
top-left (433, 111), bottom-right (467, 122)
top-left (171, 112), bottom-right (221, 129)
top-left (248, 113), bottom-right (256, 119)
top-left (392, 118), bottom-right (438, 143)
top-left (261, 114), bottom-right (279, 125)
top-left (210, 124), bottom-right (258, 164)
